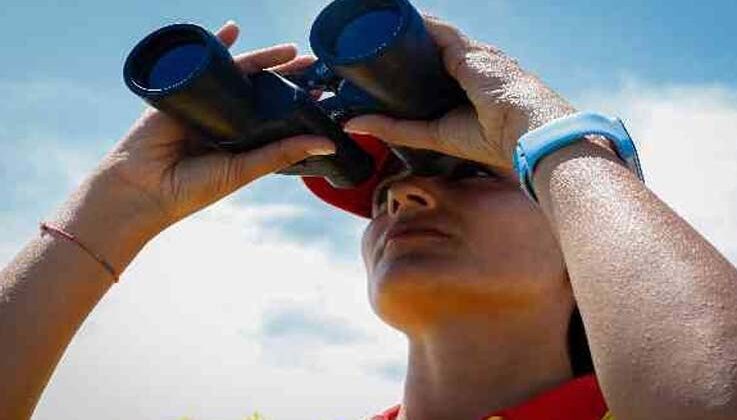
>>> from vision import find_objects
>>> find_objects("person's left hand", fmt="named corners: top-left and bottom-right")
top-left (344, 16), bottom-right (578, 172)
top-left (54, 22), bottom-right (333, 273)
top-left (97, 22), bottom-right (330, 233)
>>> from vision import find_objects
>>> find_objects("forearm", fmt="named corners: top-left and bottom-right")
top-left (534, 141), bottom-right (737, 419)
top-left (0, 173), bottom-right (157, 419)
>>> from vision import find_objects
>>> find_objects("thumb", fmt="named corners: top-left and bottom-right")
top-left (344, 114), bottom-right (441, 150)
top-left (229, 135), bottom-right (336, 184)
top-left (215, 20), bottom-right (239, 48)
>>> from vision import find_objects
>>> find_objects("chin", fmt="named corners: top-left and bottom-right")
top-left (368, 254), bottom-right (488, 331)
top-left (373, 249), bottom-right (463, 287)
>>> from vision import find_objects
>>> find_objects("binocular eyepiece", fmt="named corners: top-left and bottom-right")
top-left (124, 0), bottom-right (467, 188)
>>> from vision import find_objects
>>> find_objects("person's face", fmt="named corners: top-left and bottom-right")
top-left (361, 160), bottom-right (572, 332)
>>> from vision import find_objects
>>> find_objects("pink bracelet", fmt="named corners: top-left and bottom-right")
top-left (40, 222), bottom-right (118, 283)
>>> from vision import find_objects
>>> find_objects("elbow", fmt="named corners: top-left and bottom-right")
top-left (674, 363), bottom-right (737, 419)
top-left (686, 340), bottom-right (737, 418)
top-left (661, 373), bottom-right (737, 420)
top-left (693, 382), bottom-right (737, 420)
top-left (607, 358), bottom-right (737, 420)
top-left (611, 391), bottom-right (737, 420)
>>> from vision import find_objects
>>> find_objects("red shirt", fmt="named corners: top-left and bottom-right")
top-left (371, 374), bottom-right (611, 420)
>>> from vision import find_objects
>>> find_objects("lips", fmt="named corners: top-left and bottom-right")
top-left (385, 226), bottom-right (450, 242)
top-left (374, 221), bottom-right (452, 263)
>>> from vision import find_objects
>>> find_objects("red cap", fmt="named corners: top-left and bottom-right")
top-left (301, 134), bottom-right (392, 218)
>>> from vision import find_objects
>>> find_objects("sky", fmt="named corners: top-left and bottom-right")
top-left (1, 0), bottom-right (736, 419)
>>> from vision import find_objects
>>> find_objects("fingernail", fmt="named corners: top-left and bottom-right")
top-left (224, 19), bottom-right (237, 27)
top-left (308, 146), bottom-right (336, 156)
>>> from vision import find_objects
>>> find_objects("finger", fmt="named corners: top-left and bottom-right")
top-left (423, 18), bottom-right (492, 91)
top-left (233, 44), bottom-right (298, 73)
top-left (422, 15), bottom-right (505, 56)
top-left (271, 54), bottom-right (322, 100)
top-left (421, 16), bottom-right (517, 97)
top-left (229, 135), bottom-right (336, 183)
top-left (424, 18), bottom-right (489, 83)
top-left (344, 114), bottom-right (441, 150)
top-left (422, 15), bottom-right (469, 51)
top-left (271, 54), bottom-right (317, 74)
top-left (215, 20), bottom-right (240, 48)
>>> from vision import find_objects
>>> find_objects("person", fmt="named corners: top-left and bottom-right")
top-left (2, 16), bottom-right (737, 420)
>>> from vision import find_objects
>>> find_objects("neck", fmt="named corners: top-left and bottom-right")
top-left (399, 311), bottom-right (573, 420)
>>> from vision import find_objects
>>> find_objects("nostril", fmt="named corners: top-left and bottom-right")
top-left (390, 199), bottom-right (400, 214)
top-left (390, 193), bottom-right (429, 214)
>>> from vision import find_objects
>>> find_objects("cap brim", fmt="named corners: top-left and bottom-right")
top-left (302, 133), bottom-right (391, 218)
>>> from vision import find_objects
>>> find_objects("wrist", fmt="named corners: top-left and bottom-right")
top-left (531, 138), bottom-right (625, 205)
top-left (512, 112), bottom-right (644, 203)
top-left (581, 134), bottom-right (619, 157)
top-left (49, 171), bottom-right (168, 275)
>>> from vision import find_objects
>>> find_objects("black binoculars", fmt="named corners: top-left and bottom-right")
top-left (124, 0), bottom-right (467, 188)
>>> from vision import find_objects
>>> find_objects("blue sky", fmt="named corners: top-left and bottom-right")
top-left (3, 0), bottom-right (736, 88)
top-left (2, 1), bottom-right (737, 419)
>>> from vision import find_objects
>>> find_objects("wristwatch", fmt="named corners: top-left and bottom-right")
top-left (512, 112), bottom-right (645, 202)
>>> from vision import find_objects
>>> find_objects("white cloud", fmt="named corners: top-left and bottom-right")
top-left (0, 78), bottom-right (131, 267)
top-left (32, 199), bottom-right (405, 420)
top-left (260, 301), bottom-right (367, 345)
top-left (577, 82), bottom-right (737, 262)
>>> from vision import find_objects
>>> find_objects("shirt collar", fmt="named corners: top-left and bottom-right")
top-left (372, 374), bottom-right (608, 420)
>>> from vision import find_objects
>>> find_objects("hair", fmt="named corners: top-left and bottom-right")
top-left (567, 306), bottom-right (594, 376)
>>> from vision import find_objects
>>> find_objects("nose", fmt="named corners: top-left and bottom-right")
top-left (386, 179), bottom-right (437, 217)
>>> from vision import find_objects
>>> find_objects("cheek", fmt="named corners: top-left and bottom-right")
top-left (466, 189), bottom-right (566, 289)
top-left (361, 219), bottom-right (384, 277)
top-left (360, 234), bottom-right (372, 281)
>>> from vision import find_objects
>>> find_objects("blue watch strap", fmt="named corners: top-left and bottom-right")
top-left (513, 112), bottom-right (645, 202)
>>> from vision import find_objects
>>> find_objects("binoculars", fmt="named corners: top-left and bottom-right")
top-left (124, 0), bottom-right (467, 188)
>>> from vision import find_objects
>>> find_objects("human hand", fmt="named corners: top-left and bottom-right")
top-left (344, 16), bottom-right (577, 172)
top-left (96, 21), bottom-right (335, 234)
top-left (48, 21), bottom-right (335, 274)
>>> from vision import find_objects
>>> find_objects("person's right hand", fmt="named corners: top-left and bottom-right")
top-left (97, 21), bottom-right (335, 233)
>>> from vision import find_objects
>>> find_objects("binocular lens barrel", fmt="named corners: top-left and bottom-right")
top-left (124, 24), bottom-right (262, 146)
top-left (335, 10), bottom-right (400, 58)
top-left (311, 0), bottom-right (465, 120)
top-left (147, 43), bottom-right (208, 90)
top-left (125, 26), bottom-right (216, 92)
